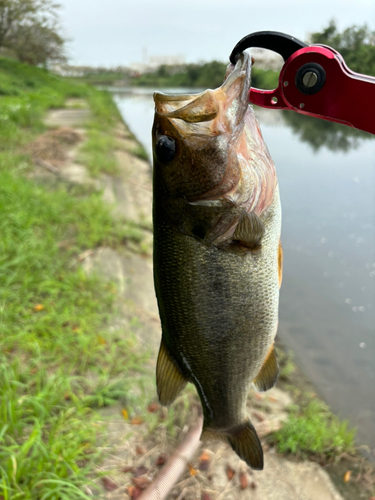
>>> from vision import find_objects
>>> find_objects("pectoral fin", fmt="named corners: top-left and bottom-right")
top-left (233, 210), bottom-right (265, 250)
top-left (253, 345), bottom-right (279, 392)
top-left (156, 339), bottom-right (187, 405)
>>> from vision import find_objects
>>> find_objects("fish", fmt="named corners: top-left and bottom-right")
top-left (152, 51), bottom-right (282, 470)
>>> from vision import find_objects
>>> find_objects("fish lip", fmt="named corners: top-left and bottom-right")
top-left (222, 51), bottom-right (251, 103)
top-left (154, 91), bottom-right (203, 103)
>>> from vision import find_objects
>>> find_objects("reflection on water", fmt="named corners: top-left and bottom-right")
top-left (113, 88), bottom-right (375, 457)
top-left (282, 109), bottom-right (374, 152)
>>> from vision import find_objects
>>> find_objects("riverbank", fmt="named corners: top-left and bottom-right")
top-left (0, 58), bottom-right (373, 499)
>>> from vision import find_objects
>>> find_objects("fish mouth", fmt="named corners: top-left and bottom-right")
top-left (153, 51), bottom-right (251, 127)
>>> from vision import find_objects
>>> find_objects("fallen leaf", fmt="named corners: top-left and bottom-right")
top-left (199, 460), bottom-right (210, 471)
top-left (199, 450), bottom-right (211, 470)
top-left (122, 466), bottom-right (134, 473)
top-left (268, 396), bottom-right (278, 403)
top-left (343, 470), bottom-right (352, 483)
top-left (147, 402), bottom-right (160, 413)
top-left (252, 410), bottom-right (266, 422)
top-left (158, 408), bottom-right (167, 420)
top-left (199, 450), bottom-right (211, 462)
top-left (33, 304), bottom-right (44, 312)
top-left (226, 465), bottom-right (235, 481)
top-left (132, 476), bottom-right (149, 489)
top-left (101, 477), bottom-right (118, 491)
top-left (133, 466), bottom-right (148, 477)
top-left (128, 485), bottom-right (142, 500)
top-left (239, 471), bottom-right (248, 490)
top-left (201, 493), bottom-right (212, 500)
top-left (188, 463), bottom-right (198, 476)
top-left (121, 408), bottom-right (129, 419)
top-left (131, 416), bottom-right (144, 425)
top-left (136, 445), bottom-right (146, 455)
top-left (156, 453), bottom-right (167, 466)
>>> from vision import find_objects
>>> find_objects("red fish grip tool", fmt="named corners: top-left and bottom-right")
top-left (230, 31), bottom-right (375, 135)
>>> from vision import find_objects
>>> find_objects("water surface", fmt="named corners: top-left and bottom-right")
top-left (113, 88), bottom-right (375, 455)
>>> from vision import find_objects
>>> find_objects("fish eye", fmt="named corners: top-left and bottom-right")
top-left (155, 136), bottom-right (176, 163)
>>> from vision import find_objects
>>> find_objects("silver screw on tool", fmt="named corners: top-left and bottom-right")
top-left (302, 71), bottom-right (318, 88)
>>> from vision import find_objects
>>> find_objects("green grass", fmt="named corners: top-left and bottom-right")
top-left (0, 57), bottom-right (149, 498)
top-left (78, 129), bottom-right (119, 176)
top-left (273, 398), bottom-right (356, 461)
top-left (77, 89), bottom-right (126, 176)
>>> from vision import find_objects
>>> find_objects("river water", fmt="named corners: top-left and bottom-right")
top-left (113, 87), bottom-right (375, 455)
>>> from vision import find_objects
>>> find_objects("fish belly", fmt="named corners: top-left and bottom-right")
top-left (153, 188), bottom-right (281, 430)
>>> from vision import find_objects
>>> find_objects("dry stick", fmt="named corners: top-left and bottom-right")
top-left (138, 416), bottom-right (203, 500)
top-left (34, 157), bottom-right (61, 175)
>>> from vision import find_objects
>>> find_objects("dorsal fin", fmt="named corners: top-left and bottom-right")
top-left (233, 210), bottom-right (265, 249)
top-left (165, 90), bottom-right (219, 123)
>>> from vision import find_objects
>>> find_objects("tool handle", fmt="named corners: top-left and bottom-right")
top-left (278, 46), bottom-right (375, 134)
top-left (233, 34), bottom-right (375, 135)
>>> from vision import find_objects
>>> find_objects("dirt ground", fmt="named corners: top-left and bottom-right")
top-left (35, 100), bottom-right (371, 500)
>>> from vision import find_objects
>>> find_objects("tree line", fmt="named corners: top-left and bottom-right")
top-left (131, 20), bottom-right (375, 88)
top-left (0, 0), bottom-right (65, 66)
top-left (311, 20), bottom-right (375, 76)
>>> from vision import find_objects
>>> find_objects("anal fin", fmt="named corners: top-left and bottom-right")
top-left (156, 338), bottom-right (187, 406)
top-left (233, 210), bottom-right (265, 250)
top-left (253, 344), bottom-right (279, 392)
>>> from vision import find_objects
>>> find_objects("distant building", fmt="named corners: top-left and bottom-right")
top-left (129, 54), bottom-right (185, 74)
top-left (51, 64), bottom-right (89, 77)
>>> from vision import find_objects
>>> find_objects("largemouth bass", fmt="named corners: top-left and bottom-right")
top-left (152, 52), bottom-right (282, 470)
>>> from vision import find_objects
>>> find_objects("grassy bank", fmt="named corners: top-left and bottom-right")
top-left (273, 348), bottom-right (356, 462)
top-left (0, 57), bottom-right (148, 499)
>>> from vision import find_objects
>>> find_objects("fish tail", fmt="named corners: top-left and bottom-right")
top-left (202, 419), bottom-right (263, 470)
top-left (226, 420), bottom-right (263, 470)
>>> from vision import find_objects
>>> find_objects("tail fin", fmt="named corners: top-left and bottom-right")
top-left (226, 420), bottom-right (263, 470)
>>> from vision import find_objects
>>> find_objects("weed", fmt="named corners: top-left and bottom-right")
top-left (78, 129), bottom-right (119, 176)
top-left (278, 349), bottom-right (296, 380)
top-left (272, 398), bottom-right (356, 460)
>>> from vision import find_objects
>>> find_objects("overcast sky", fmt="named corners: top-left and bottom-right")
top-left (59, 0), bottom-right (375, 67)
